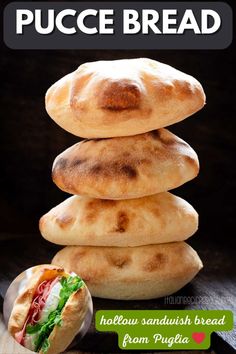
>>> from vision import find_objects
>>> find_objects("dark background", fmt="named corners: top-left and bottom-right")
top-left (0, 0), bottom-right (235, 246)
top-left (1, 34), bottom-right (235, 246)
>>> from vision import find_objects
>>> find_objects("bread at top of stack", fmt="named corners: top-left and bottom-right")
top-left (45, 58), bottom-right (205, 139)
top-left (40, 192), bottom-right (198, 247)
top-left (52, 128), bottom-right (199, 199)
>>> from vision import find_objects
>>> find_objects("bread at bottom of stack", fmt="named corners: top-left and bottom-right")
top-left (51, 242), bottom-right (203, 300)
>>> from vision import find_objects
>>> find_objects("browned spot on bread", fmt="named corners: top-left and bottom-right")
top-left (75, 249), bottom-right (87, 258)
top-left (56, 214), bottom-right (75, 229)
top-left (100, 199), bottom-right (116, 206)
top-left (52, 165), bottom-right (78, 194)
top-left (90, 164), bottom-right (102, 174)
top-left (124, 152), bottom-right (131, 158)
top-left (157, 131), bottom-right (178, 146)
top-left (107, 253), bottom-right (131, 268)
top-left (161, 137), bottom-right (176, 146)
top-left (84, 201), bottom-right (99, 223)
top-left (175, 80), bottom-right (193, 100)
top-left (54, 157), bottom-right (68, 170)
top-left (149, 130), bottom-right (176, 146)
top-left (152, 80), bottom-right (174, 101)
top-left (84, 211), bottom-right (97, 223)
top-left (153, 132), bottom-right (188, 149)
top-left (98, 80), bottom-right (141, 110)
top-left (85, 199), bottom-right (117, 223)
top-left (115, 211), bottom-right (129, 233)
top-left (149, 130), bottom-right (161, 140)
top-left (121, 165), bottom-right (137, 178)
top-left (78, 262), bottom-right (108, 284)
top-left (71, 158), bottom-right (87, 167)
top-left (81, 271), bottom-right (100, 283)
top-left (151, 208), bottom-right (160, 217)
top-left (143, 253), bottom-right (167, 272)
top-left (87, 199), bottom-right (116, 210)
top-left (86, 162), bottom-right (137, 179)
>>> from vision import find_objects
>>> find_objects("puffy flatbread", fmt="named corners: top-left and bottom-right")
top-left (40, 192), bottom-right (198, 247)
top-left (51, 242), bottom-right (203, 300)
top-left (46, 58), bottom-right (205, 138)
top-left (52, 128), bottom-right (199, 199)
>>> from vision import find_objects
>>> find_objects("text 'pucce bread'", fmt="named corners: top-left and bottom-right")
top-left (46, 58), bottom-right (205, 138)
top-left (40, 192), bottom-right (198, 247)
top-left (52, 128), bottom-right (199, 199)
top-left (51, 243), bottom-right (203, 300)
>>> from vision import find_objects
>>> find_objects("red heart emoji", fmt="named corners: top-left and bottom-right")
top-left (192, 332), bottom-right (206, 344)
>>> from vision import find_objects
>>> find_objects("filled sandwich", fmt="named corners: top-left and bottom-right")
top-left (8, 265), bottom-right (91, 354)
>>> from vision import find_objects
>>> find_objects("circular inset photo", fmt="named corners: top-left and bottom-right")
top-left (3, 264), bottom-right (93, 354)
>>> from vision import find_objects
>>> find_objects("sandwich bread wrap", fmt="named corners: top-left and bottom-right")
top-left (8, 265), bottom-right (91, 354)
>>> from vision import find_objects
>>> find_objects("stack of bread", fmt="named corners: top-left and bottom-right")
top-left (40, 58), bottom-right (205, 300)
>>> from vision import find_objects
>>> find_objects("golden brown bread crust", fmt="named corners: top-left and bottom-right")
top-left (8, 265), bottom-right (90, 354)
top-left (8, 266), bottom-right (66, 337)
top-left (45, 58), bottom-right (205, 138)
top-left (42, 286), bottom-right (91, 354)
top-left (52, 128), bottom-right (199, 199)
top-left (40, 192), bottom-right (198, 247)
top-left (51, 243), bottom-right (203, 300)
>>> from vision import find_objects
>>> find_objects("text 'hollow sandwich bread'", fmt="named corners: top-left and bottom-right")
top-left (52, 128), bottom-right (199, 199)
top-left (45, 58), bottom-right (205, 138)
top-left (51, 242), bottom-right (203, 300)
top-left (8, 265), bottom-right (91, 354)
top-left (40, 192), bottom-right (198, 247)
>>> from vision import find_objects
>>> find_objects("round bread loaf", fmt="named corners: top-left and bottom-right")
top-left (52, 129), bottom-right (199, 199)
top-left (51, 242), bottom-right (203, 300)
top-left (40, 192), bottom-right (198, 247)
top-left (45, 58), bottom-right (205, 138)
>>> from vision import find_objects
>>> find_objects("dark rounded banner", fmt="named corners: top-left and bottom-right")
top-left (3, 1), bottom-right (233, 50)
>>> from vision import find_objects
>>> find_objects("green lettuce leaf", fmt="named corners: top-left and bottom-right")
top-left (26, 323), bottom-right (41, 334)
top-left (58, 275), bottom-right (84, 311)
top-left (41, 338), bottom-right (50, 353)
